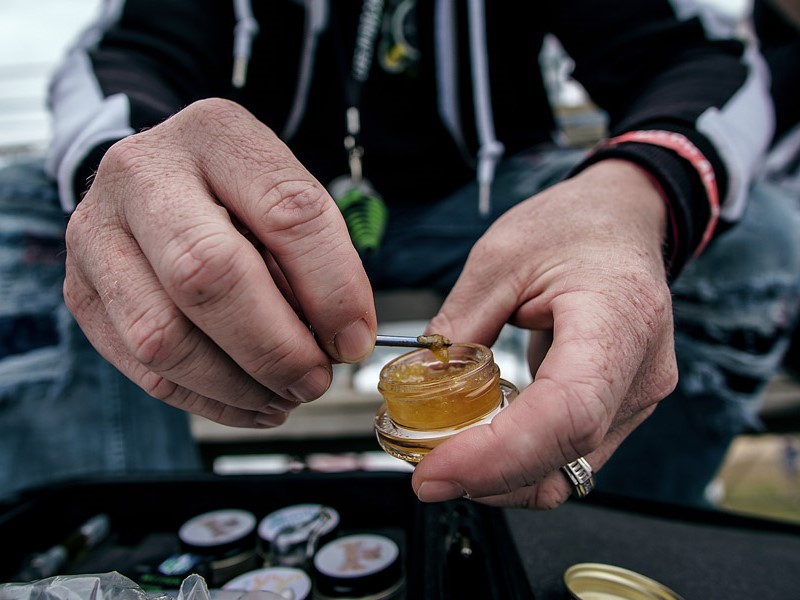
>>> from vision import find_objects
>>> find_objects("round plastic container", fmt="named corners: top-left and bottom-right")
top-left (223, 566), bottom-right (313, 600)
top-left (312, 533), bottom-right (404, 600)
top-left (178, 508), bottom-right (259, 585)
top-left (258, 504), bottom-right (340, 567)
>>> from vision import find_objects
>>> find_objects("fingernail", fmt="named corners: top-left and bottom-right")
top-left (286, 365), bottom-right (331, 403)
top-left (334, 319), bottom-right (374, 362)
top-left (416, 480), bottom-right (467, 503)
top-left (269, 396), bottom-right (302, 413)
top-left (255, 412), bottom-right (289, 428)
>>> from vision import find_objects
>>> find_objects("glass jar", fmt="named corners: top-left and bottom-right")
top-left (374, 343), bottom-right (518, 464)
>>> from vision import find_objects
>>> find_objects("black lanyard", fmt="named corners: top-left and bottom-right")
top-left (337, 0), bottom-right (385, 184)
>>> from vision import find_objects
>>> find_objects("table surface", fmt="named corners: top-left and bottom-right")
top-left (505, 494), bottom-right (800, 599)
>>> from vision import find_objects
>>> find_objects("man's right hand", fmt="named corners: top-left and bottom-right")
top-left (64, 98), bottom-right (377, 427)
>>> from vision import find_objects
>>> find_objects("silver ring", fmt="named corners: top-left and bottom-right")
top-left (560, 457), bottom-right (595, 498)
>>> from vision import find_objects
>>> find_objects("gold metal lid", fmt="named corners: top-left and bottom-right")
top-left (564, 563), bottom-right (685, 600)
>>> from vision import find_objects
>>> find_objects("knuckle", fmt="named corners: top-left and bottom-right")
top-left (96, 135), bottom-right (176, 210)
top-left (561, 383), bottom-right (609, 457)
top-left (260, 180), bottom-right (333, 238)
top-left (467, 235), bottom-right (505, 272)
top-left (165, 230), bottom-right (245, 308)
top-left (619, 272), bottom-right (673, 339)
top-left (254, 412), bottom-right (291, 428)
top-left (499, 480), bottom-right (570, 511)
top-left (659, 361), bottom-right (679, 396)
top-left (62, 271), bottom-right (91, 318)
top-left (126, 307), bottom-right (191, 372)
top-left (650, 359), bottom-right (678, 402)
top-left (64, 202), bottom-right (92, 244)
top-left (245, 334), bottom-right (305, 382)
top-left (638, 288), bottom-right (672, 332)
top-left (183, 97), bottom-right (247, 126)
top-left (531, 485), bottom-right (570, 511)
top-left (138, 369), bottom-right (180, 401)
top-left (100, 135), bottom-right (156, 181)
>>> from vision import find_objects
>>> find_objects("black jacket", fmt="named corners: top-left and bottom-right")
top-left (46, 0), bottom-right (773, 277)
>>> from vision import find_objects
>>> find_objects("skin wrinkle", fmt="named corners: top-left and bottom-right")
top-left (100, 237), bottom-right (293, 412)
top-left (468, 236), bottom-right (515, 281)
top-left (244, 332), bottom-right (306, 384)
top-left (307, 261), bottom-right (365, 313)
top-left (540, 376), bottom-right (608, 461)
top-left (62, 266), bottom-right (98, 318)
top-left (190, 105), bottom-right (333, 242)
top-left (490, 415), bottom-right (540, 492)
top-left (569, 288), bottom-right (642, 349)
top-left (280, 227), bottom-right (355, 282)
top-left (125, 334), bottom-right (208, 405)
top-left (163, 233), bottom-right (315, 382)
top-left (139, 369), bottom-right (180, 401)
top-left (74, 282), bottom-right (183, 409)
top-left (477, 472), bottom-right (569, 510)
top-left (126, 303), bottom-right (196, 370)
top-left (548, 315), bottom-right (623, 408)
top-left (105, 139), bottom-right (192, 235)
top-left (135, 322), bottom-right (264, 409)
top-left (65, 246), bottom-right (284, 428)
top-left (469, 378), bottom-right (595, 500)
top-left (604, 283), bottom-right (678, 412)
top-left (258, 182), bottom-right (336, 245)
top-left (532, 490), bottom-right (569, 511)
top-left (239, 176), bottom-right (362, 320)
top-left (517, 475), bottom-right (568, 511)
top-left (72, 205), bottom-right (278, 409)
top-left (163, 227), bottom-right (246, 308)
top-left (412, 163), bottom-right (673, 509)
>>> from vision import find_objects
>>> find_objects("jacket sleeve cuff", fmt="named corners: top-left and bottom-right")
top-left (571, 130), bottom-right (719, 280)
top-left (70, 140), bottom-right (119, 207)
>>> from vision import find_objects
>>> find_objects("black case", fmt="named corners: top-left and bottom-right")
top-left (0, 470), bottom-right (534, 599)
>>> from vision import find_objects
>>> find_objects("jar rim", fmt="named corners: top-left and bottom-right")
top-left (377, 342), bottom-right (495, 392)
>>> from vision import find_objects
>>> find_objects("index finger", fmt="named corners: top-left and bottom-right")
top-left (193, 99), bottom-right (377, 364)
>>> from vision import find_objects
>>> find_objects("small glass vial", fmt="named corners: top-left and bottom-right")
top-left (374, 343), bottom-right (518, 464)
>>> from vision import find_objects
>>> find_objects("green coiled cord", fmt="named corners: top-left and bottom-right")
top-left (335, 186), bottom-right (388, 253)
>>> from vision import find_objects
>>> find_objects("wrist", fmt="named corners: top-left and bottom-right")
top-left (570, 130), bottom-right (716, 280)
top-left (577, 159), bottom-right (670, 274)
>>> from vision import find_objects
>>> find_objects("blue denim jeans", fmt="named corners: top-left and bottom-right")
top-left (599, 178), bottom-right (800, 505)
top-left (0, 158), bottom-right (200, 502)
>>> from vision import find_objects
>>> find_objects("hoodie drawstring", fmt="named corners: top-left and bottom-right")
top-left (232, 0), bottom-right (260, 88)
top-left (283, 0), bottom-right (330, 140)
top-left (466, 0), bottom-right (504, 216)
top-left (436, 0), bottom-right (503, 216)
top-left (232, 0), bottom-right (328, 140)
top-left (434, 0), bottom-right (472, 165)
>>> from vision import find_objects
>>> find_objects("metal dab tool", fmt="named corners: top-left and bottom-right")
top-left (375, 334), bottom-right (452, 349)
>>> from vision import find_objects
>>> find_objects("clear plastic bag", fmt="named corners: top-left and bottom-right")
top-left (0, 572), bottom-right (284, 600)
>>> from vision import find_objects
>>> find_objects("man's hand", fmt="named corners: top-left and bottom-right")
top-left (413, 159), bottom-right (678, 508)
top-left (64, 98), bottom-right (377, 427)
